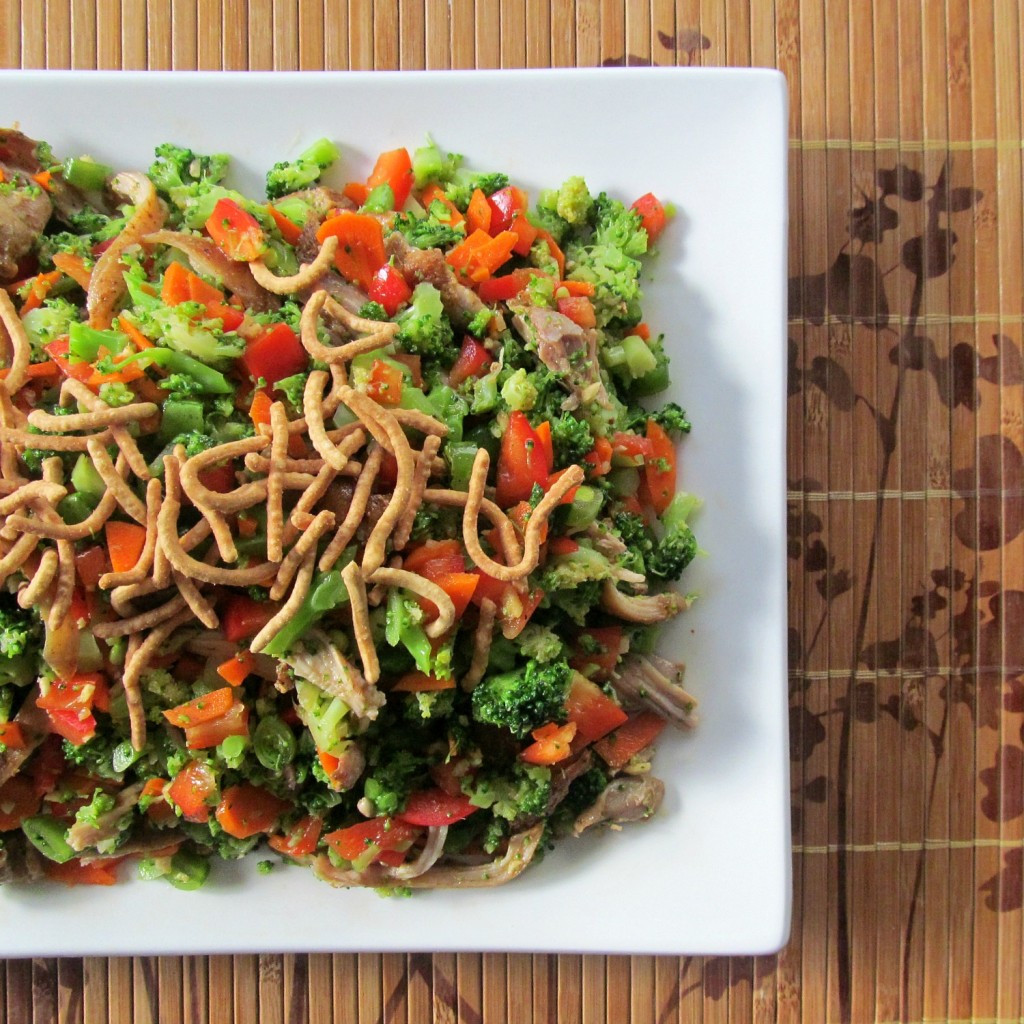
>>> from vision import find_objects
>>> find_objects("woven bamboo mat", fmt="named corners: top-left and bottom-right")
top-left (1, 2), bottom-right (1022, 1022)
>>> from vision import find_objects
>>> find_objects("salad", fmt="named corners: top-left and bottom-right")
top-left (0, 130), bottom-right (698, 892)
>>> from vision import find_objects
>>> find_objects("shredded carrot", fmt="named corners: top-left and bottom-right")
top-left (0, 361), bottom-right (59, 382)
top-left (392, 671), bottom-right (457, 692)
top-left (117, 315), bottom-right (155, 350)
top-left (20, 270), bottom-right (61, 314)
top-left (266, 203), bottom-right (303, 245)
top-left (52, 252), bottom-right (93, 290)
top-left (32, 169), bottom-right (53, 192)
top-left (105, 521), bottom-right (147, 574)
top-left (217, 651), bottom-right (257, 687)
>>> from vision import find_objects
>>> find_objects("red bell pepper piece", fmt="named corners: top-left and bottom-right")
top-left (448, 335), bottom-right (492, 386)
top-left (594, 711), bottom-right (668, 769)
top-left (557, 295), bottom-right (597, 329)
top-left (644, 419), bottom-right (677, 515)
top-left (476, 268), bottom-right (544, 304)
top-left (365, 359), bottom-right (404, 406)
top-left (240, 322), bottom-right (307, 387)
top-left (402, 539), bottom-right (466, 577)
top-left (324, 817), bottom-right (421, 867)
top-left (486, 186), bottom-right (528, 234)
top-left (366, 263), bottom-right (412, 316)
top-left (569, 625), bottom-right (625, 682)
top-left (222, 595), bottom-right (277, 642)
top-left (496, 411), bottom-right (549, 507)
top-left (565, 673), bottom-right (628, 743)
top-left (268, 815), bottom-right (323, 858)
top-left (396, 788), bottom-right (479, 827)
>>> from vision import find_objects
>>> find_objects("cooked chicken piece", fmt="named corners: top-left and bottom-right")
top-left (599, 580), bottom-right (688, 623)
top-left (573, 776), bottom-right (665, 835)
top-left (610, 653), bottom-right (698, 728)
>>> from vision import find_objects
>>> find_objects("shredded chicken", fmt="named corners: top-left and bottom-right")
top-left (573, 776), bottom-right (665, 835)
top-left (599, 579), bottom-right (689, 623)
top-left (610, 653), bottom-right (698, 728)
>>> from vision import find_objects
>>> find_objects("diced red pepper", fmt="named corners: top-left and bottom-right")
top-left (183, 702), bottom-right (249, 750)
top-left (584, 436), bottom-right (613, 477)
top-left (197, 462), bottom-right (237, 494)
top-left (365, 359), bottom-right (404, 406)
top-left (403, 540), bottom-right (466, 577)
top-left (486, 186), bottom-right (528, 234)
top-left (44, 858), bottom-right (123, 887)
top-left (557, 295), bottom-right (597, 329)
top-left (547, 536), bottom-right (580, 558)
top-left (392, 671), bottom-right (456, 692)
top-left (396, 788), bottom-right (479, 826)
top-left (593, 711), bottom-right (668, 768)
top-left (565, 673), bottom-right (628, 743)
top-left (240, 322), bottom-right (307, 387)
top-left (448, 335), bottom-right (492, 386)
top-left (222, 595), bottom-right (277, 643)
top-left (74, 546), bottom-right (108, 589)
top-left (204, 198), bottom-right (266, 262)
top-left (476, 268), bottom-right (544, 304)
top-left (496, 411), bottom-right (550, 507)
top-left (569, 626), bottom-right (624, 682)
top-left (0, 721), bottom-right (26, 750)
top-left (366, 263), bottom-right (412, 316)
top-left (45, 708), bottom-right (97, 746)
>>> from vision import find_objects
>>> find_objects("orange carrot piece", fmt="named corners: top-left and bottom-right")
top-left (392, 672), bottom-right (457, 692)
top-left (249, 390), bottom-right (273, 427)
top-left (104, 521), bottom-right (147, 574)
top-left (52, 252), bottom-right (93, 290)
top-left (217, 651), bottom-right (257, 687)
top-left (266, 203), bottom-right (303, 245)
top-left (465, 189), bottom-right (492, 235)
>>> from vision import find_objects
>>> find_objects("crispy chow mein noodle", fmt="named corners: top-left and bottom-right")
top-left (0, 130), bottom-right (695, 892)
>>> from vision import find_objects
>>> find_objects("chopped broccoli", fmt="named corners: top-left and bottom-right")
top-left (549, 413), bottom-right (594, 467)
top-left (137, 303), bottom-right (245, 367)
top-left (21, 297), bottom-right (80, 356)
top-left (404, 689), bottom-right (457, 722)
top-left (547, 579), bottom-right (602, 626)
top-left (466, 762), bottom-right (551, 821)
top-left (140, 668), bottom-right (191, 723)
top-left (273, 372), bottom-right (309, 413)
top-left (395, 283), bottom-right (456, 363)
top-left (539, 544), bottom-right (614, 593)
top-left (624, 401), bottom-right (691, 436)
top-left (390, 210), bottom-right (464, 250)
top-left (363, 750), bottom-right (428, 816)
top-left (514, 624), bottom-right (566, 664)
top-left (411, 139), bottom-right (462, 189)
top-left (612, 510), bottom-right (654, 575)
top-left (471, 659), bottom-right (572, 738)
top-left (647, 492), bottom-right (700, 582)
top-left (61, 735), bottom-right (122, 780)
top-left (170, 432), bottom-right (215, 458)
top-left (466, 309), bottom-right (492, 339)
top-left (73, 788), bottom-right (116, 830)
top-left (408, 504), bottom-right (460, 543)
top-left (159, 373), bottom-right (206, 400)
top-left (500, 368), bottom-right (538, 412)
top-left (591, 193), bottom-right (648, 256)
top-left (0, 597), bottom-right (39, 660)
top-left (265, 137), bottom-right (340, 200)
top-left (148, 142), bottom-right (230, 196)
top-left (554, 176), bottom-right (593, 226)
top-left (357, 301), bottom-right (389, 322)
top-left (98, 382), bottom-right (135, 408)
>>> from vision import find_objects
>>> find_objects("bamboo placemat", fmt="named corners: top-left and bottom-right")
top-left (1, 2), bottom-right (1022, 1022)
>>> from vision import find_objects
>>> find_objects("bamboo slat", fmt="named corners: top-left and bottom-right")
top-left (1, 0), bottom-right (1023, 1020)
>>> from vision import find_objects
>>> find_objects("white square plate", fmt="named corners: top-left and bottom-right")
top-left (0, 68), bottom-right (789, 957)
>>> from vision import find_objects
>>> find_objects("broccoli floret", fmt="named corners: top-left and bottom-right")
top-left (61, 735), bottom-right (122, 780)
top-left (158, 373), bottom-right (205, 400)
top-left (137, 304), bottom-right (245, 367)
top-left (554, 176), bottom-right (594, 226)
top-left (412, 139), bottom-right (462, 189)
top-left (404, 689), bottom-right (457, 722)
top-left (471, 659), bottom-right (572, 738)
top-left (170, 432), bottom-right (215, 458)
top-left (21, 297), bottom-right (80, 356)
top-left (139, 668), bottom-right (191, 723)
top-left (265, 138), bottom-right (340, 201)
top-left (466, 309), bottom-right (492, 339)
top-left (34, 230), bottom-right (94, 269)
top-left (390, 210), bottom-right (464, 250)
top-left (148, 142), bottom-right (230, 196)
top-left (409, 504), bottom-right (460, 543)
top-left (73, 788), bottom-right (116, 830)
top-left (394, 283), bottom-right (456, 362)
top-left (538, 544), bottom-right (614, 593)
top-left (273, 372), bottom-right (309, 413)
top-left (591, 193), bottom-right (648, 256)
top-left (549, 413), bottom-right (594, 467)
top-left (357, 301), bottom-right (389, 322)
top-left (363, 750), bottom-right (428, 816)
top-left (0, 597), bottom-right (39, 660)
top-left (613, 510), bottom-right (654, 575)
top-left (548, 579), bottom-right (602, 626)
top-left (647, 492), bottom-right (700, 582)
top-left (514, 624), bottom-right (566, 664)
top-left (466, 762), bottom-right (551, 821)
top-left (500, 368), bottom-right (538, 412)
top-left (624, 401), bottom-right (691, 436)
top-left (98, 382), bottom-right (135, 408)
top-left (443, 171), bottom-right (510, 211)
